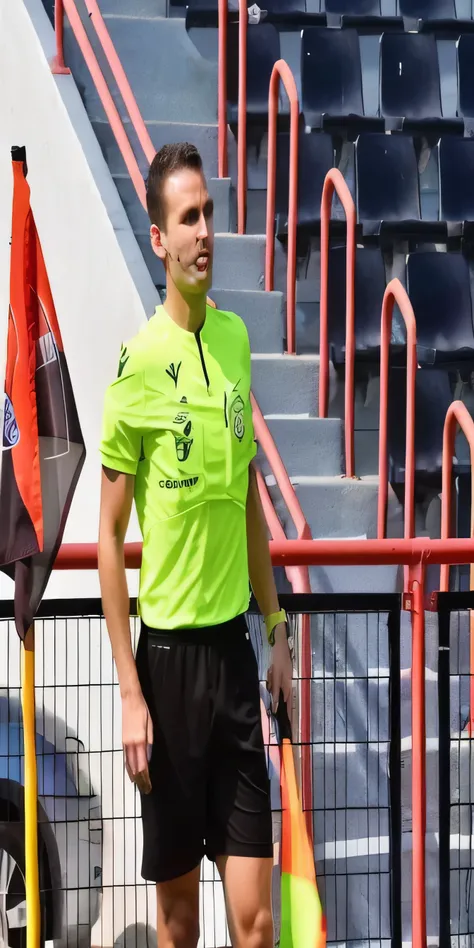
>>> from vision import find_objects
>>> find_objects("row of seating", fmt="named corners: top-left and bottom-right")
top-left (226, 27), bottom-right (474, 132)
top-left (185, 0), bottom-right (474, 36)
top-left (328, 248), bottom-right (474, 372)
top-left (326, 248), bottom-right (474, 482)
top-left (275, 132), bottom-right (474, 240)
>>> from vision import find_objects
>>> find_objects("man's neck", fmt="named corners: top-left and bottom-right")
top-left (163, 281), bottom-right (207, 334)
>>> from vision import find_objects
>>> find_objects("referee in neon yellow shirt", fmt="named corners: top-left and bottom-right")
top-left (98, 142), bottom-right (293, 948)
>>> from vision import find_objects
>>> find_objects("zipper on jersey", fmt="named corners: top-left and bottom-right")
top-left (195, 329), bottom-right (211, 393)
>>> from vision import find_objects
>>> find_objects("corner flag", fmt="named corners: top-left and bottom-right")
top-left (275, 695), bottom-right (326, 948)
top-left (0, 146), bottom-right (86, 638)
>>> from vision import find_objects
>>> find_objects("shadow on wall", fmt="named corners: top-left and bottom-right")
top-left (114, 923), bottom-right (158, 948)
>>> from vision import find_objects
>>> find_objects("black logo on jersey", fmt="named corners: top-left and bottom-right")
top-left (231, 394), bottom-right (245, 441)
top-left (180, 396), bottom-right (187, 404)
top-left (117, 345), bottom-right (129, 378)
top-left (174, 419), bottom-right (193, 462)
top-left (159, 476), bottom-right (199, 489)
top-left (166, 361), bottom-right (182, 388)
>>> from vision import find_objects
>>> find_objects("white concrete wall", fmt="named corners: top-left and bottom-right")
top-left (0, 0), bottom-right (159, 600)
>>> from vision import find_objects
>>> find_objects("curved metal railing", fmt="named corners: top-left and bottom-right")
top-left (265, 60), bottom-right (299, 355)
top-left (377, 279), bottom-right (417, 542)
top-left (318, 169), bottom-right (357, 477)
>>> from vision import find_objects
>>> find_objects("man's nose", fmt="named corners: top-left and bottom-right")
top-left (197, 212), bottom-right (208, 242)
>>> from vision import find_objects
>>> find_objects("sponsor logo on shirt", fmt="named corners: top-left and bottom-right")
top-left (230, 394), bottom-right (245, 442)
top-left (159, 476), bottom-right (199, 489)
top-left (166, 361), bottom-right (182, 389)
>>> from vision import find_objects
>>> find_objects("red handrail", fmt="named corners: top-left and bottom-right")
top-left (217, 0), bottom-right (248, 228)
top-left (319, 169), bottom-right (357, 477)
top-left (51, 0), bottom-right (70, 74)
top-left (377, 279), bottom-right (417, 541)
top-left (252, 393), bottom-right (313, 838)
top-left (217, 0), bottom-right (228, 178)
top-left (265, 61), bottom-right (299, 355)
top-left (440, 401), bottom-right (474, 735)
top-left (54, 0), bottom-right (148, 207)
top-left (440, 401), bottom-right (474, 589)
top-left (54, 536), bottom-right (474, 569)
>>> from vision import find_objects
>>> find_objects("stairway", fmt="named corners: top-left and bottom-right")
top-left (61, 1), bottom-right (403, 593)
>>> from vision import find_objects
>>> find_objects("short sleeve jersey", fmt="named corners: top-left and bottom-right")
top-left (100, 304), bottom-right (257, 630)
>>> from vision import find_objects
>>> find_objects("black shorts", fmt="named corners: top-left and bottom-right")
top-left (135, 612), bottom-right (273, 883)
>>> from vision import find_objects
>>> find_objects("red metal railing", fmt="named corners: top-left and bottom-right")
top-left (251, 394), bottom-right (313, 838)
top-left (52, 0), bottom-right (151, 208)
top-left (377, 279), bottom-right (417, 541)
top-left (440, 400), bottom-right (474, 734)
top-left (217, 0), bottom-right (248, 229)
top-left (318, 169), bottom-right (357, 477)
top-left (55, 534), bottom-right (474, 948)
top-left (265, 61), bottom-right (299, 355)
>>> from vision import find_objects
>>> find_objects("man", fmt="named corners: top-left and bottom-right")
top-left (98, 142), bottom-right (293, 948)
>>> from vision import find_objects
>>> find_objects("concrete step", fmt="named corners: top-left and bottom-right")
top-left (91, 119), bottom-right (224, 179)
top-left (138, 226), bottom-right (268, 288)
top-left (258, 416), bottom-right (343, 477)
top-left (114, 174), bottom-right (233, 235)
top-left (268, 474), bottom-right (403, 541)
top-left (213, 233), bottom-right (286, 291)
top-left (209, 289), bottom-right (284, 353)
top-left (100, 0), bottom-right (168, 14)
top-left (64, 17), bottom-right (218, 124)
top-left (251, 354), bottom-right (320, 416)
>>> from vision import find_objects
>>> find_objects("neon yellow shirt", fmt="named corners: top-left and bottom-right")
top-left (99, 304), bottom-right (256, 629)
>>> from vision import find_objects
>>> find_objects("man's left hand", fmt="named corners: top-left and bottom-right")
top-left (266, 623), bottom-right (293, 714)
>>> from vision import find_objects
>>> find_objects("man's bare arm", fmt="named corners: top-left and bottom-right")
top-left (246, 462), bottom-right (292, 712)
top-left (98, 467), bottom-right (152, 791)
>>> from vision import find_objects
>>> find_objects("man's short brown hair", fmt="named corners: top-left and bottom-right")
top-left (146, 142), bottom-right (203, 229)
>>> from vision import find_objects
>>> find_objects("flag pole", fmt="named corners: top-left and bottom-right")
top-left (21, 623), bottom-right (41, 947)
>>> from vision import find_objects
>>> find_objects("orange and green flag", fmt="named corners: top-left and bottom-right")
top-left (275, 697), bottom-right (326, 948)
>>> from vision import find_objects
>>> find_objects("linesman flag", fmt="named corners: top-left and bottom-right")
top-left (275, 695), bottom-right (326, 948)
top-left (0, 146), bottom-right (86, 639)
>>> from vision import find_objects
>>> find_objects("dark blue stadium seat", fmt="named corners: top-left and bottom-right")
top-left (324, 0), bottom-right (402, 30)
top-left (457, 35), bottom-right (474, 120)
top-left (301, 28), bottom-right (384, 133)
top-left (407, 251), bottom-right (474, 370)
top-left (355, 133), bottom-right (446, 239)
top-left (388, 368), bottom-right (454, 483)
top-left (327, 246), bottom-right (389, 368)
top-left (379, 33), bottom-right (463, 135)
top-left (438, 137), bottom-right (474, 240)
top-left (398, 0), bottom-right (474, 34)
top-left (226, 22), bottom-right (280, 124)
top-left (186, 0), bottom-right (326, 28)
top-left (275, 130), bottom-right (335, 235)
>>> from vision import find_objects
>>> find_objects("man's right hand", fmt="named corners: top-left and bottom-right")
top-left (122, 690), bottom-right (153, 794)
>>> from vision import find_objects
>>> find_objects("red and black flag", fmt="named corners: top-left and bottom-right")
top-left (0, 146), bottom-right (86, 639)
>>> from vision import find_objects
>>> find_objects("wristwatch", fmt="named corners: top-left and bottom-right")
top-left (264, 607), bottom-right (290, 647)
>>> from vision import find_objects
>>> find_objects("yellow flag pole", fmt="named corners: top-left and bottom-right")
top-left (21, 623), bottom-right (41, 947)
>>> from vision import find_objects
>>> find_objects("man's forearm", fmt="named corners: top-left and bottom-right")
top-left (246, 464), bottom-right (280, 619)
top-left (98, 534), bottom-right (141, 698)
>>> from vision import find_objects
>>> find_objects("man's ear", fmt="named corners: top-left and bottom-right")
top-left (150, 224), bottom-right (166, 262)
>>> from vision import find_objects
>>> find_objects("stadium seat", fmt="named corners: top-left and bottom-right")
top-left (301, 28), bottom-right (384, 133)
top-left (185, 0), bottom-right (326, 28)
top-left (324, 0), bottom-right (402, 30)
top-left (388, 368), bottom-right (454, 483)
top-left (275, 130), bottom-right (335, 235)
top-left (226, 22), bottom-right (280, 124)
top-left (406, 251), bottom-right (474, 371)
top-left (379, 33), bottom-right (464, 135)
top-left (398, 0), bottom-right (474, 35)
top-left (438, 137), bottom-right (474, 240)
top-left (327, 246), bottom-right (390, 368)
top-left (457, 35), bottom-right (474, 120)
top-left (355, 133), bottom-right (446, 239)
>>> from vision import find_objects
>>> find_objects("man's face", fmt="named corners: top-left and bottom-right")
top-left (151, 168), bottom-right (214, 297)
